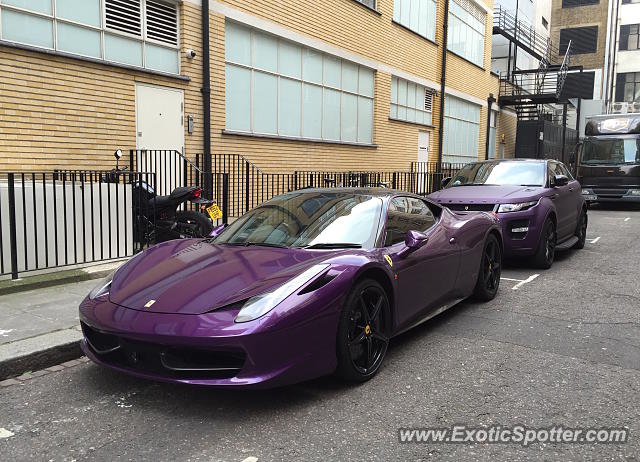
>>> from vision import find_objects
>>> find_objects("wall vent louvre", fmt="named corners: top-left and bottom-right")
top-left (146, 0), bottom-right (178, 45)
top-left (105, 0), bottom-right (142, 36)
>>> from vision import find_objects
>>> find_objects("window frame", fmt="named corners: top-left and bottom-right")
top-left (442, 95), bottom-right (482, 164)
top-left (620, 24), bottom-right (640, 51)
top-left (447, 0), bottom-right (486, 68)
top-left (0, 0), bottom-right (180, 73)
top-left (561, 0), bottom-right (600, 8)
top-left (559, 26), bottom-right (598, 55)
top-left (389, 75), bottom-right (435, 127)
top-left (224, 21), bottom-right (376, 145)
top-left (383, 195), bottom-right (440, 247)
top-left (392, 0), bottom-right (438, 43)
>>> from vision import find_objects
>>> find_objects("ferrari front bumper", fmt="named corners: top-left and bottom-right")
top-left (79, 295), bottom-right (341, 388)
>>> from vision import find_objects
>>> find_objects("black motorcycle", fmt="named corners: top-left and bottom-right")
top-left (104, 160), bottom-right (214, 244)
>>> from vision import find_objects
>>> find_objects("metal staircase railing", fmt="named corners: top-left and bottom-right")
top-left (555, 40), bottom-right (572, 99)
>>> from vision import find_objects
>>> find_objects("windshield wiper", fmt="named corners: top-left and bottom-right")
top-left (303, 243), bottom-right (362, 249)
top-left (243, 242), bottom-right (288, 248)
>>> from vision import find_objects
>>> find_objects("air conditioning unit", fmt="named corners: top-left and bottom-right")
top-left (631, 101), bottom-right (640, 114)
top-left (610, 102), bottom-right (627, 114)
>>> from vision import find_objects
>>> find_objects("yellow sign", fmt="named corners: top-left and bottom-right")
top-left (144, 299), bottom-right (156, 309)
top-left (384, 255), bottom-right (393, 267)
top-left (206, 203), bottom-right (223, 220)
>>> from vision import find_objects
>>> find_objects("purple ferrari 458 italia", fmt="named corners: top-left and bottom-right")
top-left (80, 189), bottom-right (502, 388)
top-left (429, 159), bottom-right (587, 269)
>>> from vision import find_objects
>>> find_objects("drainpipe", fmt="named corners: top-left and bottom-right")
top-left (201, 0), bottom-right (212, 195)
top-left (436, 0), bottom-right (450, 174)
top-left (485, 94), bottom-right (496, 160)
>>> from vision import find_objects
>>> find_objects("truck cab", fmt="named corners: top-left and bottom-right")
top-left (577, 114), bottom-right (640, 204)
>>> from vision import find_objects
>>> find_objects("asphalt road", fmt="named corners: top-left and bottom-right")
top-left (1, 207), bottom-right (639, 462)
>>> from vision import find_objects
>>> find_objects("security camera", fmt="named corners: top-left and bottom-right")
top-left (185, 49), bottom-right (196, 59)
top-left (114, 149), bottom-right (123, 160)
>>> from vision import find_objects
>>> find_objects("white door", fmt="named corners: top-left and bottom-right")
top-left (416, 131), bottom-right (430, 193)
top-left (417, 131), bottom-right (430, 164)
top-left (135, 83), bottom-right (185, 195)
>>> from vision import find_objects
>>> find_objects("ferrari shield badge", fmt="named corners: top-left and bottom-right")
top-left (144, 299), bottom-right (156, 309)
top-left (384, 255), bottom-right (393, 267)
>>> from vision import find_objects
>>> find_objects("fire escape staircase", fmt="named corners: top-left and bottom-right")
top-left (494, 6), bottom-right (573, 120)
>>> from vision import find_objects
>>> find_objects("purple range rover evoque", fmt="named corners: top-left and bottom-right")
top-left (80, 189), bottom-right (502, 388)
top-left (429, 159), bottom-right (587, 268)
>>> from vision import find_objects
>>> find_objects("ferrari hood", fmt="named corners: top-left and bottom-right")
top-left (109, 239), bottom-right (332, 315)
top-left (429, 185), bottom-right (544, 204)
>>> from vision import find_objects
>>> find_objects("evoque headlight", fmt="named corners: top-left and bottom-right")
top-left (88, 271), bottom-right (115, 300)
top-left (234, 264), bottom-right (329, 323)
top-left (497, 200), bottom-right (539, 213)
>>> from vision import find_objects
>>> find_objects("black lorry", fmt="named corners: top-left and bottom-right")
top-left (577, 114), bottom-right (640, 204)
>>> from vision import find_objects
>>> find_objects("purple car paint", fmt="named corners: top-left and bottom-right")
top-left (80, 189), bottom-right (502, 388)
top-left (429, 159), bottom-right (587, 267)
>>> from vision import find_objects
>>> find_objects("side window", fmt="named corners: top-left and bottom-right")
top-left (558, 162), bottom-right (574, 180)
top-left (384, 197), bottom-right (437, 246)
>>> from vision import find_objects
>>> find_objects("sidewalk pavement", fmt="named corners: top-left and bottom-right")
top-left (0, 262), bottom-right (121, 380)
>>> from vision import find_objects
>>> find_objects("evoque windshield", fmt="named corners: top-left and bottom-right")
top-left (213, 192), bottom-right (383, 249)
top-left (447, 161), bottom-right (546, 187)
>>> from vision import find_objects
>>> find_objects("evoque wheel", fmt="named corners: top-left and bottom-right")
top-left (336, 279), bottom-right (390, 383)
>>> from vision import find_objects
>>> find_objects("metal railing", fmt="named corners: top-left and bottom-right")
top-left (493, 6), bottom-right (553, 62)
top-left (211, 154), bottom-right (464, 218)
top-left (0, 170), bottom-right (156, 279)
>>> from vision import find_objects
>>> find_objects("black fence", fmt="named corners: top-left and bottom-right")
top-left (0, 170), bottom-right (156, 279)
top-left (211, 154), bottom-right (465, 217)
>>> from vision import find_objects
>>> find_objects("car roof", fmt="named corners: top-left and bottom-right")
top-left (468, 158), bottom-right (548, 164)
top-left (282, 187), bottom-right (407, 198)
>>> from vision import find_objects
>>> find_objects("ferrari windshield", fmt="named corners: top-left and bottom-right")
top-left (580, 137), bottom-right (640, 165)
top-left (213, 192), bottom-right (383, 249)
top-left (447, 161), bottom-right (546, 187)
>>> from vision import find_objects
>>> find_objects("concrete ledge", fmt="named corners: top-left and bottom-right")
top-left (0, 328), bottom-right (83, 381)
top-left (0, 261), bottom-right (123, 296)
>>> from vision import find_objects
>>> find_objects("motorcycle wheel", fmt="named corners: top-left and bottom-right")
top-left (175, 210), bottom-right (214, 238)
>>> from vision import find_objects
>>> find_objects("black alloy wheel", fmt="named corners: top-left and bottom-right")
top-left (473, 234), bottom-right (502, 301)
top-left (573, 210), bottom-right (587, 249)
top-left (533, 218), bottom-right (556, 269)
top-left (337, 279), bottom-right (390, 382)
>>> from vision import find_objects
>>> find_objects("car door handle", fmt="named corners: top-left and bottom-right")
top-left (449, 237), bottom-right (456, 245)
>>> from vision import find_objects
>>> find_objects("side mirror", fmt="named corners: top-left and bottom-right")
top-left (398, 230), bottom-right (429, 258)
top-left (553, 175), bottom-right (569, 187)
top-left (441, 177), bottom-right (452, 188)
top-left (209, 223), bottom-right (227, 238)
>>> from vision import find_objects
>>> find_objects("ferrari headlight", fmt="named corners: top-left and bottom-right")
top-left (234, 264), bottom-right (329, 323)
top-left (497, 200), bottom-right (538, 213)
top-left (88, 271), bottom-right (115, 300)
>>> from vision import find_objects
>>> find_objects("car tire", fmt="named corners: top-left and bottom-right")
top-left (573, 209), bottom-right (587, 249)
top-left (472, 234), bottom-right (502, 302)
top-left (533, 218), bottom-right (556, 269)
top-left (336, 279), bottom-right (390, 383)
top-left (175, 210), bottom-right (213, 238)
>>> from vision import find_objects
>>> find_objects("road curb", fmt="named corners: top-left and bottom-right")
top-left (0, 329), bottom-right (84, 381)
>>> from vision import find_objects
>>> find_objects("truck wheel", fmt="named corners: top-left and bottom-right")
top-left (532, 218), bottom-right (556, 269)
top-left (175, 210), bottom-right (213, 238)
top-left (573, 210), bottom-right (587, 249)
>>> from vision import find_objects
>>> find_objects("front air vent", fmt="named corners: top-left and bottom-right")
top-left (298, 272), bottom-right (336, 295)
top-left (105, 0), bottom-right (142, 36)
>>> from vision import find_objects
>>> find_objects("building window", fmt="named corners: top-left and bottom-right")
top-left (615, 73), bottom-right (640, 102)
top-left (393, 0), bottom-right (437, 42)
top-left (542, 17), bottom-right (548, 30)
top-left (443, 95), bottom-right (481, 163)
top-left (559, 27), bottom-right (598, 55)
top-left (0, 0), bottom-right (180, 74)
top-left (562, 0), bottom-right (599, 7)
top-left (620, 24), bottom-right (640, 51)
top-left (354, 0), bottom-right (377, 9)
top-left (622, 0), bottom-right (640, 4)
top-left (390, 76), bottom-right (433, 126)
top-left (224, 21), bottom-right (375, 144)
top-left (448, 0), bottom-right (486, 67)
